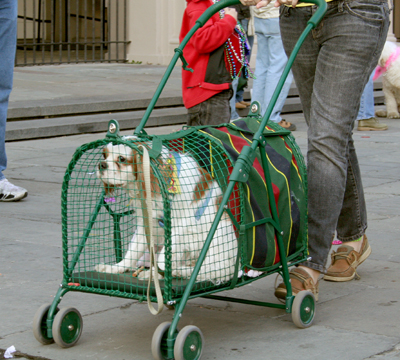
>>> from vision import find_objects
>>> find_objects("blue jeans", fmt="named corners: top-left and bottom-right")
top-left (357, 73), bottom-right (375, 120)
top-left (235, 18), bottom-right (254, 104)
top-left (280, 0), bottom-right (389, 272)
top-left (230, 17), bottom-right (255, 120)
top-left (251, 17), bottom-right (293, 123)
top-left (0, 0), bottom-right (17, 181)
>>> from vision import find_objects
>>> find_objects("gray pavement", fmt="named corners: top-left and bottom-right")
top-left (1, 107), bottom-right (400, 359)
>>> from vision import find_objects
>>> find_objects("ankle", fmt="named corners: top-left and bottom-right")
top-left (298, 266), bottom-right (320, 284)
top-left (343, 235), bottom-right (364, 253)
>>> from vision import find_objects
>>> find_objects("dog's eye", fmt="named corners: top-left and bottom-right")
top-left (118, 156), bottom-right (127, 163)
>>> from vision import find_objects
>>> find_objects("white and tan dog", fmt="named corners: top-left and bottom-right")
top-left (94, 140), bottom-right (237, 283)
top-left (375, 41), bottom-right (400, 119)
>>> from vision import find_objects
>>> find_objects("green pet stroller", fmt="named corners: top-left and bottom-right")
top-left (33, 0), bottom-right (327, 359)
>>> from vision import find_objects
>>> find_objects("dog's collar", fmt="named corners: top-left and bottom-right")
top-left (373, 46), bottom-right (400, 81)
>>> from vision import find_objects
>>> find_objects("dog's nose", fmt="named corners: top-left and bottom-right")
top-left (99, 161), bottom-right (108, 171)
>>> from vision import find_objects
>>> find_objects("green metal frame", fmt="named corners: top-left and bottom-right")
top-left (42, 0), bottom-right (327, 355)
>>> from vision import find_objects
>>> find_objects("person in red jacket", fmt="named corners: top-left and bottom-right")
top-left (180, 0), bottom-right (238, 126)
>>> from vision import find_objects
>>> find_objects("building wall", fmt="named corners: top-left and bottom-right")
top-left (126, 1), bottom-right (396, 66)
top-left (126, 0), bottom-right (185, 65)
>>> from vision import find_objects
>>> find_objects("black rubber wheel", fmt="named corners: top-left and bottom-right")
top-left (33, 303), bottom-right (59, 345)
top-left (52, 307), bottom-right (83, 348)
top-left (174, 325), bottom-right (204, 360)
top-left (292, 290), bottom-right (316, 328)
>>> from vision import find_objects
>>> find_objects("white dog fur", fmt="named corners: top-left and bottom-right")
top-left (94, 140), bottom-right (238, 283)
top-left (375, 41), bottom-right (400, 119)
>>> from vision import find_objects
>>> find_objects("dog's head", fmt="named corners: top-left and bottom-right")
top-left (97, 143), bottom-right (138, 195)
top-left (97, 143), bottom-right (160, 197)
top-left (378, 41), bottom-right (398, 67)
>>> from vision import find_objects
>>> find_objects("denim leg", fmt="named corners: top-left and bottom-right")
top-left (236, 18), bottom-right (254, 103)
top-left (230, 77), bottom-right (240, 120)
top-left (356, 73), bottom-right (375, 120)
top-left (280, 0), bottom-right (389, 272)
top-left (187, 89), bottom-right (233, 126)
top-left (251, 17), bottom-right (293, 123)
top-left (0, 0), bottom-right (17, 181)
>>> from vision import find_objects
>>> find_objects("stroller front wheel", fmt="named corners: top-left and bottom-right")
top-left (291, 290), bottom-right (316, 328)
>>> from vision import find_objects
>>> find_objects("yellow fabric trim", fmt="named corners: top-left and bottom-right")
top-left (247, 184), bottom-right (257, 265)
top-left (209, 140), bottom-right (214, 178)
top-left (165, 154), bottom-right (181, 194)
top-left (287, 0), bottom-right (332, 7)
top-left (264, 143), bottom-right (293, 256)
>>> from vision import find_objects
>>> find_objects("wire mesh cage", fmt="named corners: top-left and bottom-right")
top-left (61, 117), bottom-right (307, 306)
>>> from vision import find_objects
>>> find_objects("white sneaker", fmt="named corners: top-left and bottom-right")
top-left (0, 178), bottom-right (28, 202)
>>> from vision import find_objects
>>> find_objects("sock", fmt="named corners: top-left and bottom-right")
top-left (352, 236), bottom-right (363, 242)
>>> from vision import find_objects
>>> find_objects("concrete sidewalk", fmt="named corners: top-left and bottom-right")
top-left (1, 111), bottom-right (400, 360)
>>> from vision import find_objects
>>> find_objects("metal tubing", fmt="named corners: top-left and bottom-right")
top-left (46, 286), bottom-right (69, 338)
top-left (258, 141), bottom-right (293, 300)
top-left (202, 295), bottom-right (286, 310)
top-left (167, 180), bottom-right (236, 343)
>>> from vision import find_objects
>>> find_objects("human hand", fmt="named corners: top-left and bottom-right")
top-left (239, 0), bottom-right (264, 5)
top-left (239, 0), bottom-right (298, 8)
top-left (224, 7), bottom-right (238, 21)
top-left (273, 0), bottom-right (298, 7)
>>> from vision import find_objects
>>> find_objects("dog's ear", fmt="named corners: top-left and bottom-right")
top-left (131, 148), bottom-right (140, 181)
top-left (133, 144), bottom-right (161, 198)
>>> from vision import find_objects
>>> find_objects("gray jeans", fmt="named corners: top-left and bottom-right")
top-left (187, 89), bottom-right (233, 127)
top-left (280, 0), bottom-right (389, 272)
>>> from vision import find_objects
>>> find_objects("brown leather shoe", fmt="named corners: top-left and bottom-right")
top-left (240, 101), bottom-right (251, 107)
top-left (278, 119), bottom-right (296, 131)
top-left (324, 235), bottom-right (371, 282)
top-left (275, 267), bottom-right (319, 301)
top-left (235, 102), bottom-right (247, 109)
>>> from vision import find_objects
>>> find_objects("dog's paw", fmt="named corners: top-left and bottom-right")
top-left (94, 264), bottom-right (108, 273)
top-left (172, 267), bottom-right (193, 279)
top-left (387, 112), bottom-right (400, 119)
top-left (375, 110), bottom-right (387, 118)
top-left (95, 264), bottom-right (125, 274)
top-left (137, 268), bottom-right (164, 280)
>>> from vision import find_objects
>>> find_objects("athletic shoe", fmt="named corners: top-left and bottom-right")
top-left (0, 178), bottom-right (28, 202)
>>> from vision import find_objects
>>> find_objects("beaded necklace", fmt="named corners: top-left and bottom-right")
top-left (212, 0), bottom-right (254, 80)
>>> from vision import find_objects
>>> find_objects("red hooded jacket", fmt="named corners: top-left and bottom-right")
top-left (180, 0), bottom-right (237, 109)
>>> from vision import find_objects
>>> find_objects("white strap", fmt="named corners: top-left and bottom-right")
top-left (139, 145), bottom-right (164, 315)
